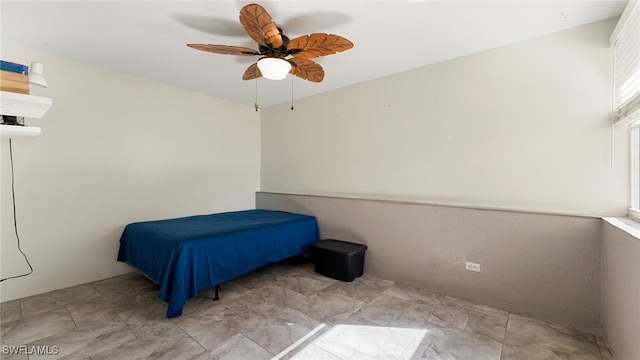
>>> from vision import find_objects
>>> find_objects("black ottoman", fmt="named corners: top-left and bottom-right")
top-left (311, 239), bottom-right (367, 282)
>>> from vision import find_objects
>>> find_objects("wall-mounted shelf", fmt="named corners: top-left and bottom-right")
top-left (1, 91), bottom-right (52, 118)
top-left (0, 125), bottom-right (41, 139)
top-left (0, 91), bottom-right (52, 139)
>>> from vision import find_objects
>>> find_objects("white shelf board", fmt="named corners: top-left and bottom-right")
top-left (0, 91), bottom-right (52, 119)
top-left (0, 124), bottom-right (41, 139)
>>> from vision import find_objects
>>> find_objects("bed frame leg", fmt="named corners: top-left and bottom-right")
top-left (213, 284), bottom-right (220, 301)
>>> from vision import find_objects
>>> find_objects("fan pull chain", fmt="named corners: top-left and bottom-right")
top-left (291, 76), bottom-right (294, 111)
top-left (254, 79), bottom-right (259, 112)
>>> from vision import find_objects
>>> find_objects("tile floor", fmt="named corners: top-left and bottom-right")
top-left (1, 258), bottom-right (613, 360)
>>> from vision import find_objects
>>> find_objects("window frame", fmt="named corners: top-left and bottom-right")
top-left (611, 0), bottom-right (640, 220)
top-left (629, 124), bottom-right (640, 221)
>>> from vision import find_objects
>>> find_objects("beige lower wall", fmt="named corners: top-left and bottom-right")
top-left (601, 218), bottom-right (640, 360)
top-left (256, 192), bottom-right (602, 336)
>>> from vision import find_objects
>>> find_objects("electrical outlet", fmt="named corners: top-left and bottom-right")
top-left (465, 262), bottom-right (480, 272)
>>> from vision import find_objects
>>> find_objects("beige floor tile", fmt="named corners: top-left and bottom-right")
top-left (191, 333), bottom-right (272, 360)
top-left (402, 323), bottom-right (503, 360)
top-left (274, 271), bottom-right (337, 296)
top-left (1, 308), bottom-right (76, 346)
top-left (243, 308), bottom-right (323, 355)
top-left (117, 301), bottom-right (189, 339)
top-left (290, 291), bottom-right (366, 325)
top-left (20, 285), bottom-right (101, 318)
top-left (501, 314), bottom-right (601, 360)
top-left (176, 304), bottom-right (265, 350)
top-left (345, 293), bottom-right (436, 328)
top-left (0, 300), bottom-right (22, 324)
top-left (311, 322), bottom-right (429, 360)
top-left (427, 296), bottom-right (508, 342)
top-left (320, 273), bottom-right (395, 303)
top-left (0, 259), bottom-right (611, 360)
top-left (27, 317), bottom-right (134, 360)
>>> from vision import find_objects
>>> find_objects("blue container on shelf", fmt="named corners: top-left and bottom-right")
top-left (1, 60), bottom-right (28, 75)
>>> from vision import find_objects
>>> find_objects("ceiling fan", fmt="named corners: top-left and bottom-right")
top-left (187, 3), bottom-right (353, 82)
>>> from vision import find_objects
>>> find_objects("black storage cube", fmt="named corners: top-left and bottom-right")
top-left (311, 239), bottom-right (367, 282)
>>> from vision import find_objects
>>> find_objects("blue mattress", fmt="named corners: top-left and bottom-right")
top-left (117, 209), bottom-right (319, 318)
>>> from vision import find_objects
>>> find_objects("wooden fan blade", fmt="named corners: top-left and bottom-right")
top-left (242, 63), bottom-right (262, 80)
top-left (287, 33), bottom-right (353, 59)
top-left (187, 44), bottom-right (260, 56)
top-left (289, 57), bottom-right (324, 82)
top-left (239, 3), bottom-right (283, 48)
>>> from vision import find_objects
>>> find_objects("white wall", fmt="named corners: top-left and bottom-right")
top-left (1, 43), bottom-right (260, 301)
top-left (261, 19), bottom-right (627, 217)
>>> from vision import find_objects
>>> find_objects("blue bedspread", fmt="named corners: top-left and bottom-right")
top-left (117, 209), bottom-right (319, 318)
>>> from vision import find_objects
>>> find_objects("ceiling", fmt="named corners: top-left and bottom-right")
top-left (1, 1), bottom-right (626, 108)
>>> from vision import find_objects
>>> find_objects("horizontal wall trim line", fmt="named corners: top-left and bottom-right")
top-left (257, 191), bottom-right (601, 219)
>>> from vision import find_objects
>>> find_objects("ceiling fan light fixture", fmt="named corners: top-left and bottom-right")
top-left (187, 3), bottom-right (353, 83)
top-left (257, 57), bottom-right (291, 80)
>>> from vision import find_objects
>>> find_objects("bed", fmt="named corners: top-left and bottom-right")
top-left (117, 209), bottom-right (319, 318)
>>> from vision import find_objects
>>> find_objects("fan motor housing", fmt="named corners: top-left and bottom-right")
top-left (260, 32), bottom-right (290, 58)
